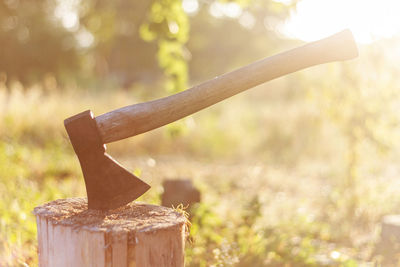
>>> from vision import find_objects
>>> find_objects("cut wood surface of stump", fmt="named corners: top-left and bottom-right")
top-left (34, 198), bottom-right (186, 267)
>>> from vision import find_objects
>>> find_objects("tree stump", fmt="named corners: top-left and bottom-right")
top-left (34, 198), bottom-right (186, 267)
top-left (161, 179), bottom-right (201, 209)
top-left (377, 215), bottom-right (400, 263)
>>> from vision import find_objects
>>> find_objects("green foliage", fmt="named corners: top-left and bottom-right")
top-left (140, 0), bottom-right (191, 137)
top-left (0, 140), bottom-right (84, 265)
top-left (140, 0), bottom-right (189, 139)
top-left (185, 196), bottom-right (360, 266)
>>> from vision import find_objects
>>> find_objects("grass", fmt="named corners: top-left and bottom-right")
top-left (2, 53), bottom-right (400, 266)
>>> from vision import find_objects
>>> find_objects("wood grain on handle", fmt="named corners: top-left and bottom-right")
top-left (96, 29), bottom-right (358, 143)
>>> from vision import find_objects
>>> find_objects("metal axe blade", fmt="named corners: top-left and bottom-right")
top-left (64, 110), bottom-right (150, 210)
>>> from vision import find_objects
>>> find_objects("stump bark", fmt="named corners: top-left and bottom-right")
top-left (34, 198), bottom-right (186, 267)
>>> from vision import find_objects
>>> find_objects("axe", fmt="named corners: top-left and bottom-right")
top-left (64, 29), bottom-right (358, 211)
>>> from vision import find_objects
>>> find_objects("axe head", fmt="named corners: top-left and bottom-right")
top-left (64, 110), bottom-right (150, 211)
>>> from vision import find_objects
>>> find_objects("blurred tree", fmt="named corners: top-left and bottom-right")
top-left (0, 0), bottom-right (298, 89)
top-left (79, 1), bottom-right (161, 88)
top-left (0, 0), bottom-right (79, 86)
top-left (188, 0), bottom-right (297, 82)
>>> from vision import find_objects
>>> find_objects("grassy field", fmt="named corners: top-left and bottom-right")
top-left (2, 47), bottom-right (400, 266)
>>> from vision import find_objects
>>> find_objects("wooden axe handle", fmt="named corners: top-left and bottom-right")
top-left (96, 29), bottom-right (358, 143)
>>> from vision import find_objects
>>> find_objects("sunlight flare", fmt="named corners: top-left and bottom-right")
top-left (283, 0), bottom-right (400, 43)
